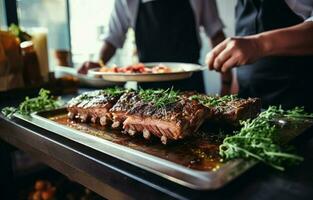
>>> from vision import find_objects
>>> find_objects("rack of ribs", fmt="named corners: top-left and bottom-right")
top-left (123, 97), bottom-right (209, 144)
top-left (67, 90), bottom-right (122, 126)
top-left (66, 88), bottom-right (261, 144)
top-left (207, 97), bottom-right (261, 126)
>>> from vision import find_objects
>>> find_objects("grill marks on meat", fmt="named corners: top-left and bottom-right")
top-left (123, 98), bottom-right (209, 144)
top-left (67, 90), bottom-right (261, 144)
top-left (67, 90), bottom-right (121, 125)
top-left (207, 98), bottom-right (261, 126)
top-left (109, 91), bottom-right (140, 128)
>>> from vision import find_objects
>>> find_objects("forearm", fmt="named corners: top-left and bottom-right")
top-left (99, 41), bottom-right (117, 64)
top-left (211, 30), bottom-right (226, 47)
top-left (210, 31), bottom-right (233, 94)
top-left (256, 21), bottom-right (313, 57)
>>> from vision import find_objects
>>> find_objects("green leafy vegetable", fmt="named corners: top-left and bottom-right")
top-left (102, 87), bottom-right (128, 97)
top-left (219, 106), bottom-right (312, 170)
top-left (75, 87), bottom-right (127, 101)
top-left (1, 107), bottom-right (17, 118)
top-left (9, 23), bottom-right (32, 42)
top-left (139, 88), bottom-right (180, 108)
top-left (1, 89), bottom-right (61, 118)
top-left (285, 107), bottom-right (313, 118)
top-left (190, 94), bottom-right (237, 107)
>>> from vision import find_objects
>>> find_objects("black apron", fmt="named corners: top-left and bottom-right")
top-left (236, 0), bottom-right (313, 112)
top-left (135, 0), bottom-right (205, 92)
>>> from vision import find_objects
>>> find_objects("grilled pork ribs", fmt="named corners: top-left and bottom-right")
top-left (67, 88), bottom-right (261, 144)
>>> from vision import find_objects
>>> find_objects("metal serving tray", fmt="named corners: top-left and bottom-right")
top-left (14, 109), bottom-right (312, 190)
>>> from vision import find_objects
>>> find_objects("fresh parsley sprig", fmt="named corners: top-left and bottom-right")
top-left (219, 106), bottom-right (311, 170)
top-left (190, 94), bottom-right (237, 107)
top-left (139, 88), bottom-right (180, 108)
top-left (102, 87), bottom-right (128, 97)
top-left (1, 89), bottom-right (61, 118)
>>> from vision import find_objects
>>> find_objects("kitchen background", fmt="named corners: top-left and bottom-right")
top-left (0, 0), bottom-right (236, 94)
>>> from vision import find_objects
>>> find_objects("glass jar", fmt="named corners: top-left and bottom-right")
top-left (20, 41), bottom-right (43, 86)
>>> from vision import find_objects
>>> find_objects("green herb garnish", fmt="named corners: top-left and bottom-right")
top-left (139, 88), bottom-right (180, 108)
top-left (9, 23), bottom-right (32, 42)
top-left (190, 94), bottom-right (237, 107)
top-left (1, 107), bottom-right (17, 118)
top-left (1, 89), bottom-right (61, 118)
top-left (75, 87), bottom-right (127, 101)
top-left (219, 106), bottom-right (312, 170)
top-left (285, 107), bottom-right (313, 118)
top-left (102, 87), bottom-right (128, 97)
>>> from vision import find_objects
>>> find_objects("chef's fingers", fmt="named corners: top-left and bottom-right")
top-left (78, 63), bottom-right (88, 74)
top-left (221, 56), bottom-right (238, 72)
top-left (213, 49), bottom-right (232, 72)
top-left (78, 62), bottom-right (101, 74)
top-left (205, 52), bottom-right (215, 70)
top-left (207, 38), bottom-right (229, 70)
top-left (213, 38), bottom-right (229, 55)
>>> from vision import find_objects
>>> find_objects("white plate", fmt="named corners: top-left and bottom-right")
top-left (54, 66), bottom-right (120, 87)
top-left (87, 62), bottom-right (207, 82)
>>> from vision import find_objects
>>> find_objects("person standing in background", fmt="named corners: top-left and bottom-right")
top-left (207, 0), bottom-right (313, 111)
top-left (79, 0), bottom-right (231, 93)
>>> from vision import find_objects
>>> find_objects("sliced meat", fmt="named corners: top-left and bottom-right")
top-left (67, 88), bottom-right (261, 144)
top-left (123, 98), bottom-right (209, 144)
top-left (198, 95), bottom-right (262, 126)
top-left (67, 90), bottom-right (121, 125)
top-left (109, 91), bottom-right (140, 128)
top-left (217, 97), bottom-right (261, 125)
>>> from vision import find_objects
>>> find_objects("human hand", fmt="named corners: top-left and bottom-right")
top-left (220, 84), bottom-right (231, 96)
top-left (206, 36), bottom-right (263, 72)
top-left (78, 61), bottom-right (101, 74)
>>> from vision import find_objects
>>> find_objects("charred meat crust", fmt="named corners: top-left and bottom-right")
top-left (207, 98), bottom-right (261, 126)
top-left (109, 91), bottom-right (141, 128)
top-left (123, 98), bottom-right (209, 143)
top-left (67, 90), bottom-right (261, 144)
top-left (67, 90), bottom-right (121, 125)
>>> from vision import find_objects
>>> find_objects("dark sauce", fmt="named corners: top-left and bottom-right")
top-left (52, 114), bottom-right (225, 171)
top-left (50, 114), bottom-right (313, 172)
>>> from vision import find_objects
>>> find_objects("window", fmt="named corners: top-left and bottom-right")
top-left (0, 0), bottom-right (6, 28)
top-left (16, 0), bottom-right (70, 69)
top-left (69, 0), bottom-right (137, 67)
top-left (7, 0), bottom-right (235, 93)
top-left (8, 0), bottom-right (136, 71)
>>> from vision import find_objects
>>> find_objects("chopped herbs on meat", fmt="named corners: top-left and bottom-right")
top-left (189, 94), bottom-right (238, 107)
top-left (102, 87), bottom-right (129, 97)
top-left (67, 88), bottom-right (261, 144)
top-left (139, 88), bottom-right (180, 108)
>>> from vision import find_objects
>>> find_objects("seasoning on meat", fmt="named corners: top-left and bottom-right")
top-left (67, 88), bottom-right (261, 144)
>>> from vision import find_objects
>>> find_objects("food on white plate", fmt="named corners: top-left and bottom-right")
top-left (99, 63), bottom-right (172, 74)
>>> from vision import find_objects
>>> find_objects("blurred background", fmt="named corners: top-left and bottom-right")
top-left (0, 0), bottom-right (236, 94)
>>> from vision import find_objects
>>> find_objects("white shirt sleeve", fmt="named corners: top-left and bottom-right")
top-left (305, 8), bottom-right (313, 21)
top-left (104, 0), bottom-right (130, 48)
top-left (200, 0), bottom-right (224, 38)
top-left (285, 0), bottom-right (313, 22)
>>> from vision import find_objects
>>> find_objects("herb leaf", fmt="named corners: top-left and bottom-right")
top-left (189, 94), bottom-right (237, 107)
top-left (219, 106), bottom-right (310, 170)
top-left (1, 89), bottom-right (61, 118)
top-left (139, 88), bottom-right (180, 108)
top-left (1, 107), bottom-right (17, 118)
top-left (102, 87), bottom-right (128, 97)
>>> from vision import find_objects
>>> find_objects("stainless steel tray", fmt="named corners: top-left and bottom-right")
top-left (14, 109), bottom-right (311, 190)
